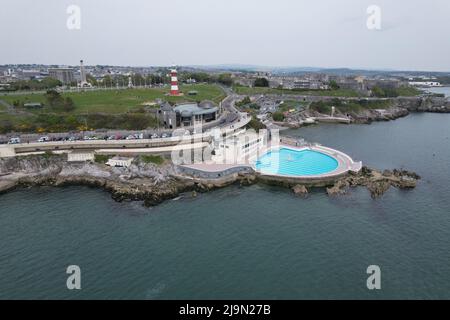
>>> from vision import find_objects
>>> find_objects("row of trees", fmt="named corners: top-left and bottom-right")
top-left (96, 72), bottom-right (234, 87)
top-left (7, 77), bottom-right (62, 91)
top-left (180, 72), bottom-right (233, 86)
top-left (0, 112), bottom-right (158, 134)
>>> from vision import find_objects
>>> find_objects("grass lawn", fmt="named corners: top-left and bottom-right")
top-left (0, 84), bottom-right (225, 133)
top-left (0, 84), bottom-right (225, 114)
top-left (232, 85), bottom-right (360, 97)
top-left (139, 155), bottom-right (165, 165)
top-left (310, 99), bottom-right (394, 114)
top-left (395, 86), bottom-right (422, 97)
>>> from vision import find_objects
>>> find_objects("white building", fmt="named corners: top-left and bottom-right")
top-left (106, 156), bottom-right (133, 168)
top-left (409, 81), bottom-right (442, 87)
top-left (212, 129), bottom-right (267, 165)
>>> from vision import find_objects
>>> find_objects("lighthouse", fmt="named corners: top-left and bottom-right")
top-left (170, 68), bottom-right (180, 96)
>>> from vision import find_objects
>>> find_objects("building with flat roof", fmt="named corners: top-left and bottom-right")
top-left (157, 101), bottom-right (218, 129)
top-left (106, 156), bottom-right (133, 168)
top-left (48, 68), bottom-right (74, 84)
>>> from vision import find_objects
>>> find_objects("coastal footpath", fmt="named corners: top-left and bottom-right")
top-left (0, 154), bottom-right (420, 206)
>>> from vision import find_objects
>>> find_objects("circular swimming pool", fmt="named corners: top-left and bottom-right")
top-left (255, 148), bottom-right (339, 176)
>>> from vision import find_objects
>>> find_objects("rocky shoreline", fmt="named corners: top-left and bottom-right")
top-left (280, 96), bottom-right (450, 127)
top-left (0, 154), bottom-right (420, 206)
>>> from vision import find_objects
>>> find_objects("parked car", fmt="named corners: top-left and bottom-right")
top-left (8, 137), bottom-right (21, 144)
top-left (38, 136), bottom-right (49, 142)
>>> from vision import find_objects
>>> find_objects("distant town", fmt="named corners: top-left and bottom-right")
top-left (1, 62), bottom-right (449, 93)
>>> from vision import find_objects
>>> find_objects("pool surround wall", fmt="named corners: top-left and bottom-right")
top-left (180, 144), bottom-right (361, 186)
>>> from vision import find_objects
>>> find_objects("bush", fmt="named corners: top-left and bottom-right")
top-left (246, 116), bottom-right (266, 131)
top-left (235, 96), bottom-right (251, 107)
top-left (310, 101), bottom-right (332, 114)
top-left (94, 154), bottom-right (109, 164)
top-left (272, 111), bottom-right (285, 122)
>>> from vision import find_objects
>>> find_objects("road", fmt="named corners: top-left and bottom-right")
top-left (0, 88), bottom-right (251, 155)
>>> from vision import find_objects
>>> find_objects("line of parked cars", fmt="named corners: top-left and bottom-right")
top-left (3, 132), bottom-right (175, 145)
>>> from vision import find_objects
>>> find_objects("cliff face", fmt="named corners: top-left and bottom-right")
top-left (400, 97), bottom-right (450, 113)
top-left (306, 96), bottom-right (450, 125)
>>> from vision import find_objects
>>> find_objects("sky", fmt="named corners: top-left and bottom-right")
top-left (1, 0), bottom-right (449, 71)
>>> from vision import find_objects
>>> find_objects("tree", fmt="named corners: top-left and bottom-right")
top-left (63, 97), bottom-right (75, 112)
top-left (217, 73), bottom-right (233, 86)
top-left (236, 96), bottom-right (251, 107)
top-left (132, 73), bottom-right (145, 86)
top-left (254, 77), bottom-right (269, 87)
top-left (86, 74), bottom-right (98, 86)
top-left (371, 86), bottom-right (386, 97)
top-left (329, 80), bottom-right (339, 90)
top-left (45, 89), bottom-right (64, 107)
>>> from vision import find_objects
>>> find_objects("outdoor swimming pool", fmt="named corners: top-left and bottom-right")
top-left (255, 148), bottom-right (339, 176)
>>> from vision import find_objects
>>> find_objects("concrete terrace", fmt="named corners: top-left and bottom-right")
top-left (179, 143), bottom-right (362, 183)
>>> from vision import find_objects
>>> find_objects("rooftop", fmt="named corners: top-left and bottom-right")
top-left (173, 102), bottom-right (218, 117)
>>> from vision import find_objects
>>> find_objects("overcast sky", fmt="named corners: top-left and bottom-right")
top-left (1, 0), bottom-right (449, 71)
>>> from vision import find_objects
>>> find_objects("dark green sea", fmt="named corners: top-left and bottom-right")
top-left (1, 113), bottom-right (450, 299)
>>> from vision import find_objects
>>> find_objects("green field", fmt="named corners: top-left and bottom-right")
top-left (0, 84), bottom-right (225, 114)
top-left (232, 85), bottom-right (360, 97)
top-left (0, 84), bottom-right (225, 133)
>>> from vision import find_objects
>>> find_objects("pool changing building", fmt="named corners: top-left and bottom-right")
top-left (157, 101), bottom-right (219, 129)
top-left (211, 129), bottom-right (268, 165)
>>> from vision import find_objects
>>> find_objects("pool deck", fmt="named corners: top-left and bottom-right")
top-left (180, 143), bottom-right (362, 184)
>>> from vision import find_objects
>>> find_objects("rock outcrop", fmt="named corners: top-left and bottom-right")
top-left (0, 155), bottom-right (421, 206)
top-left (292, 184), bottom-right (308, 197)
top-left (327, 166), bottom-right (420, 198)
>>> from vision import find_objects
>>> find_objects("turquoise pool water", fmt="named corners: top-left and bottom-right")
top-left (255, 148), bottom-right (339, 176)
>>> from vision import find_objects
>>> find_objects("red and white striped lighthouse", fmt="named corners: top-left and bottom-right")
top-left (170, 68), bottom-right (180, 96)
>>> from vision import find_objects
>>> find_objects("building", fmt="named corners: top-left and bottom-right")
top-left (106, 156), bottom-right (133, 168)
top-left (48, 68), bottom-right (75, 84)
top-left (23, 102), bottom-right (43, 109)
top-left (157, 101), bottom-right (219, 129)
top-left (409, 81), bottom-right (442, 87)
top-left (211, 129), bottom-right (267, 165)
